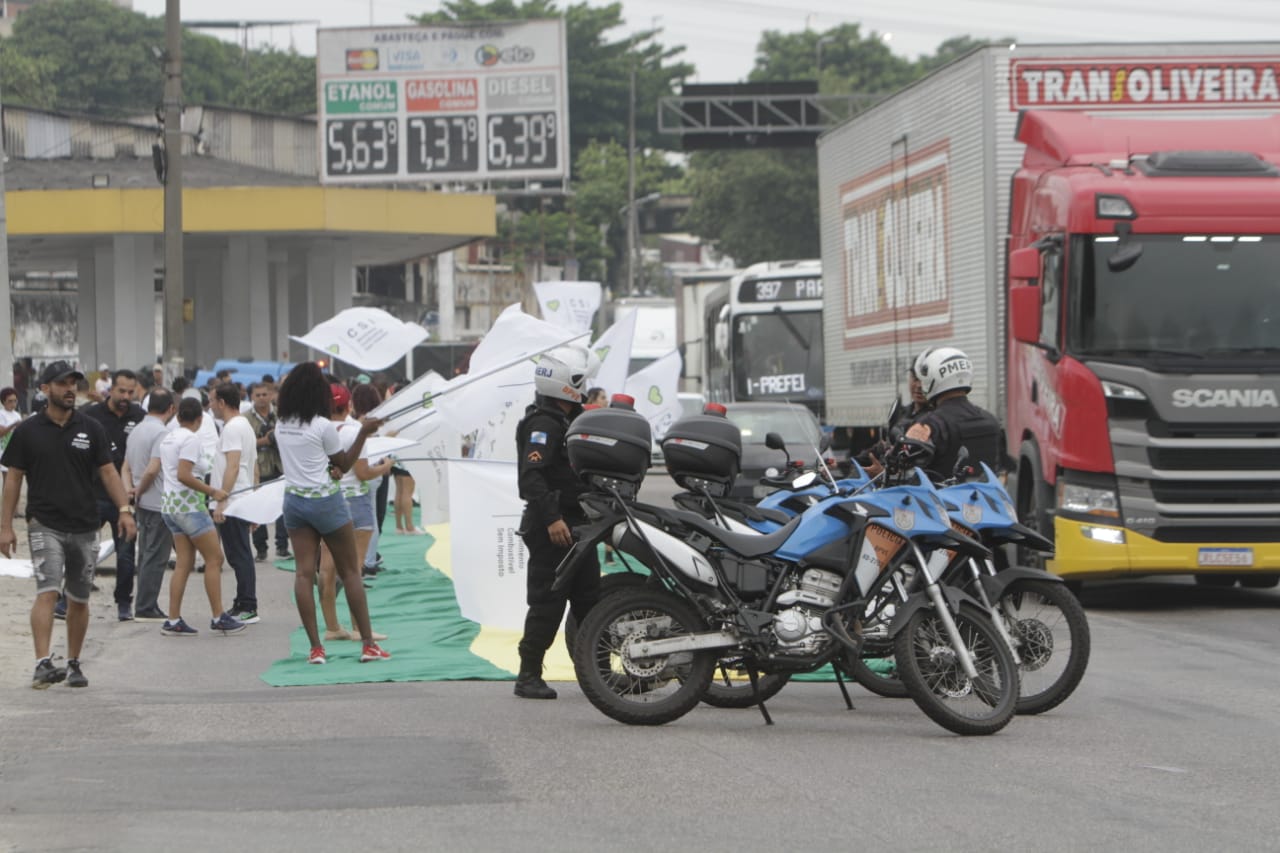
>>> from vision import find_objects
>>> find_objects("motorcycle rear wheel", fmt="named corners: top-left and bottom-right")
top-left (999, 579), bottom-right (1091, 715)
top-left (572, 588), bottom-right (717, 726)
top-left (895, 602), bottom-right (1019, 736)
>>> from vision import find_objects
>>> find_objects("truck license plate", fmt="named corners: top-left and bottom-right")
top-left (1197, 548), bottom-right (1254, 567)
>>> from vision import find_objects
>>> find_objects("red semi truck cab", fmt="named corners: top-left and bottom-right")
top-left (1006, 110), bottom-right (1280, 584)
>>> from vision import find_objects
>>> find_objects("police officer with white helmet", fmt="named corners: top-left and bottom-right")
top-left (905, 346), bottom-right (1002, 478)
top-left (512, 345), bottom-right (600, 700)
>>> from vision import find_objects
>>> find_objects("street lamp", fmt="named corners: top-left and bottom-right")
top-left (816, 35), bottom-right (836, 75)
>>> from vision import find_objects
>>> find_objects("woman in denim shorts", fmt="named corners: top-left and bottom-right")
top-left (158, 397), bottom-right (245, 637)
top-left (315, 382), bottom-right (394, 641)
top-left (274, 363), bottom-right (389, 665)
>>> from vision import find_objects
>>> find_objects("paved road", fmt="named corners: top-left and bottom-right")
top-left (2, 488), bottom-right (1278, 851)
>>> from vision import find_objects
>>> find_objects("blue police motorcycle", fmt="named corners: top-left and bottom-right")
top-left (557, 402), bottom-right (1020, 735)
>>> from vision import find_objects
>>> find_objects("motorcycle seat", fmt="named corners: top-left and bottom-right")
top-left (666, 509), bottom-right (802, 559)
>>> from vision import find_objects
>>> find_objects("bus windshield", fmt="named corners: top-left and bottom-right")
top-left (1068, 235), bottom-right (1280, 361)
top-left (731, 311), bottom-right (825, 401)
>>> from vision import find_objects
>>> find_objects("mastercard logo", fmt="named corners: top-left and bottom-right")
top-left (346, 49), bottom-right (379, 71)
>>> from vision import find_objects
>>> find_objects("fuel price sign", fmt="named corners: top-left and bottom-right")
top-left (317, 21), bottom-right (569, 184)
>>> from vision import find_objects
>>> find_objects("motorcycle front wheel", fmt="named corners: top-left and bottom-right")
top-left (999, 579), bottom-right (1091, 715)
top-left (572, 588), bottom-right (718, 726)
top-left (895, 602), bottom-right (1019, 736)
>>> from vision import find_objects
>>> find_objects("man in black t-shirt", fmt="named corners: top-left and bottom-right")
top-left (1, 361), bottom-right (137, 690)
top-left (84, 370), bottom-right (147, 621)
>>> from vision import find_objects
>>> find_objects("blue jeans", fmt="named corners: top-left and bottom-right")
top-left (97, 498), bottom-right (136, 607)
top-left (218, 516), bottom-right (257, 612)
top-left (282, 490), bottom-right (351, 536)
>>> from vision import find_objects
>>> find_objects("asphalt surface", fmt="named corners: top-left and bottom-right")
top-left (2, 477), bottom-right (1279, 852)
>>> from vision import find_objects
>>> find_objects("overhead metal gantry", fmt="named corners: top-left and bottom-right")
top-left (659, 82), bottom-right (882, 149)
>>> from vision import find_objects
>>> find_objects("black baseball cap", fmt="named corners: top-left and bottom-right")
top-left (39, 360), bottom-right (86, 386)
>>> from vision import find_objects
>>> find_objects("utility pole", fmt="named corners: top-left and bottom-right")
top-left (0, 84), bottom-right (12, 381)
top-left (162, 0), bottom-right (185, 382)
top-left (625, 59), bottom-right (637, 295)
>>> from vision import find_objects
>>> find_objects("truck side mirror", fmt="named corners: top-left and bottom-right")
top-left (1008, 246), bottom-right (1040, 282)
top-left (1010, 285), bottom-right (1042, 344)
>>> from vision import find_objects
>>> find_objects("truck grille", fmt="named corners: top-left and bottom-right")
top-left (1111, 416), bottom-right (1280, 537)
top-left (1149, 480), bottom-right (1280, 505)
top-left (1148, 447), bottom-right (1280, 470)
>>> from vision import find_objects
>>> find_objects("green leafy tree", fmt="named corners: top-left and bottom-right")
top-left (229, 48), bottom-right (317, 115)
top-left (8, 0), bottom-right (316, 117)
top-left (0, 41), bottom-right (58, 108)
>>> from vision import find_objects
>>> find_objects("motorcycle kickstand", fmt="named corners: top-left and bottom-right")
top-left (832, 665), bottom-right (855, 711)
top-left (748, 669), bottom-right (774, 726)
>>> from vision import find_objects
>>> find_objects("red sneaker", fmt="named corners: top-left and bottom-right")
top-left (360, 643), bottom-right (391, 662)
top-left (308, 646), bottom-right (327, 665)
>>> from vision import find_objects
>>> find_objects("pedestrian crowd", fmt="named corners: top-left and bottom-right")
top-left (2, 359), bottom-right (419, 689)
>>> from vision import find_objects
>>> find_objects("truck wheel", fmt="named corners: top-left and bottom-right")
top-left (1017, 443), bottom-right (1055, 571)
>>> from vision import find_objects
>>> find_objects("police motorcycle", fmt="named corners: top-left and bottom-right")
top-left (686, 413), bottom-right (1089, 716)
top-left (555, 397), bottom-right (1020, 735)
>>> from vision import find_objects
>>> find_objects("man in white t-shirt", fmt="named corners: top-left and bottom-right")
top-left (209, 385), bottom-right (260, 623)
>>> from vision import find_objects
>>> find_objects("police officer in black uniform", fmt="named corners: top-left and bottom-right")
top-left (905, 346), bottom-right (1002, 479)
top-left (513, 345), bottom-right (600, 700)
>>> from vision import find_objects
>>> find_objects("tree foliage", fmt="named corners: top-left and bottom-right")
top-left (0, 40), bottom-right (58, 109)
top-left (6, 0), bottom-right (315, 116)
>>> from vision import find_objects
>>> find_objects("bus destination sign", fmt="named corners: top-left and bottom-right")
top-left (737, 276), bottom-right (824, 304)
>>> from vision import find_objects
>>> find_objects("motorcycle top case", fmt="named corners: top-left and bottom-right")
top-left (662, 414), bottom-right (743, 491)
top-left (567, 406), bottom-right (653, 484)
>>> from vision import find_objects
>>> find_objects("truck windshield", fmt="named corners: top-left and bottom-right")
top-left (732, 311), bottom-right (824, 400)
top-left (1069, 235), bottom-right (1280, 361)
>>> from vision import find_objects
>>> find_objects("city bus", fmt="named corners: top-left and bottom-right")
top-left (703, 259), bottom-right (825, 418)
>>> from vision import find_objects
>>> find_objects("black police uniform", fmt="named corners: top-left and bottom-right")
top-left (514, 396), bottom-right (599, 674)
top-left (915, 395), bottom-right (1002, 479)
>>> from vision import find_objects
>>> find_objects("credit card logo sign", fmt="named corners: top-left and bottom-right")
top-left (346, 49), bottom-right (379, 71)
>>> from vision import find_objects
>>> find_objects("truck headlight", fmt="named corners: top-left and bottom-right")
top-left (1057, 471), bottom-right (1120, 519)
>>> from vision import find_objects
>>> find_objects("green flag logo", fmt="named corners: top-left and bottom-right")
top-left (594, 345), bottom-right (611, 361)
top-left (648, 385), bottom-right (663, 405)
top-left (327, 344), bottom-right (340, 354)
top-left (547, 299), bottom-right (562, 312)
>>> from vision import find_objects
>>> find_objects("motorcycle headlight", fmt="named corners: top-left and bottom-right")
top-left (1057, 470), bottom-right (1120, 519)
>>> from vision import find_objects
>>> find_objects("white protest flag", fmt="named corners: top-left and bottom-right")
top-left (290, 307), bottom-right (429, 371)
top-left (434, 304), bottom-right (583, 435)
top-left (446, 460), bottom-right (529, 630)
top-left (225, 478), bottom-right (287, 525)
top-left (470, 303), bottom-right (587, 373)
top-left (623, 349), bottom-right (684, 440)
top-left (372, 370), bottom-right (448, 437)
top-left (535, 280), bottom-right (602, 334)
top-left (589, 308), bottom-right (637, 399)
top-left (401, 419), bottom-right (461, 525)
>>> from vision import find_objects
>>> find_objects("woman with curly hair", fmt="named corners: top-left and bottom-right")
top-left (274, 362), bottom-right (389, 665)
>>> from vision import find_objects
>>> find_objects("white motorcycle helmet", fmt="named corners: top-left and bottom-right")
top-left (913, 346), bottom-right (973, 401)
top-left (534, 344), bottom-right (600, 404)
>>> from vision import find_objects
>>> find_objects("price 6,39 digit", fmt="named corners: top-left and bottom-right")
top-left (486, 112), bottom-right (556, 172)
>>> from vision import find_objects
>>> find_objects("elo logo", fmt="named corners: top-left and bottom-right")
top-left (476, 44), bottom-right (536, 66)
